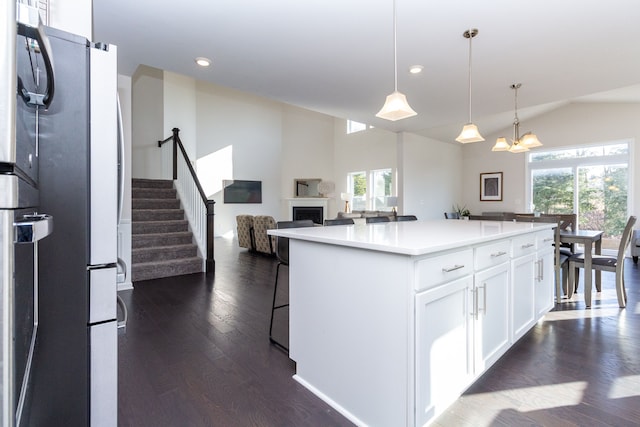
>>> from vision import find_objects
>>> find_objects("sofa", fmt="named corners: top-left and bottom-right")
top-left (337, 210), bottom-right (395, 221)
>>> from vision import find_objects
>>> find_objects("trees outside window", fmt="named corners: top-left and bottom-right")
top-left (528, 142), bottom-right (630, 251)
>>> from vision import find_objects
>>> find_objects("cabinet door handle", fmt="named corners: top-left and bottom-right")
top-left (521, 243), bottom-right (535, 249)
top-left (543, 237), bottom-right (554, 243)
top-left (472, 287), bottom-right (479, 320)
top-left (539, 258), bottom-right (544, 281)
top-left (490, 251), bottom-right (507, 258)
top-left (479, 283), bottom-right (487, 316)
top-left (442, 264), bottom-right (464, 273)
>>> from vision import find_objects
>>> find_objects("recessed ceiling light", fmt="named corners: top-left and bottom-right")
top-left (409, 65), bottom-right (423, 74)
top-left (195, 57), bottom-right (211, 67)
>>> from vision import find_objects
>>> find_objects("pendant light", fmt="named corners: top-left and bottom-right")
top-left (376, 0), bottom-right (417, 121)
top-left (492, 83), bottom-right (543, 152)
top-left (456, 28), bottom-right (484, 143)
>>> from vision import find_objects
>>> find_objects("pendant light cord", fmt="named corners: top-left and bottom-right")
top-left (467, 32), bottom-right (473, 122)
top-left (393, 0), bottom-right (398, 92)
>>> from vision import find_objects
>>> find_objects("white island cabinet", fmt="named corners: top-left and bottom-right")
top-left (269, 220), bottom-right (555, 427)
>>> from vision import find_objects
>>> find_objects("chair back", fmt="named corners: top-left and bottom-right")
top-left (366, 216), bottom-right (390, 224)
top-left (617, 216), bottom-right (637, 265)
top-left (444, 212), bottom-right (459, 219)
top-left (396, 215), bottom-right (417, 222)
top-left (275, 220), bottom-right (315, 265)
top-left (324, 218), bottom-right (355, 226)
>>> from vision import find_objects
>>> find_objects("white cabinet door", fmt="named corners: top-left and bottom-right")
top-left (415, 275), bottom-right (473, 427)
top-left (535, 248), bottom-right (555, 317)
top-left (511, 253), bottom-right (536, 342)
top-left (474, 263), bottom-right (510, 373)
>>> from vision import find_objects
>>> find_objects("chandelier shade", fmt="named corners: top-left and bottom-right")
top-left (376, 0), bottom-right (416, 121)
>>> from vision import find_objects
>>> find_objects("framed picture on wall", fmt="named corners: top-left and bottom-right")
top-left (480, 172), bottom-right (503, 201)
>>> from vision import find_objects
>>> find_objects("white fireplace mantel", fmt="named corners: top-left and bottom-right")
top-left (285, 198), bottom-right (329, 222)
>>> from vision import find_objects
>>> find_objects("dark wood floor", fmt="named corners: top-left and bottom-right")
top-left (118, 238), bottom-right (640, 426)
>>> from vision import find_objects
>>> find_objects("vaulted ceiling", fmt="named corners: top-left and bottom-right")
top-left (93, 0), bottom-right (640, 141)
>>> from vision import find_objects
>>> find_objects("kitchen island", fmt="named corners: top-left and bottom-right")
top-left (269, 219), bottom-right (556, 427)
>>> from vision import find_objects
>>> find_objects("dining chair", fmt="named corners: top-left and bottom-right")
top-left (366, 216), bottom-right (390, 224)
top-left (444, 212), bottom-right (460, 219)
top-left (396, 215), bottom-right (418, 222)
top-left (514, 215), bottom-right (570, 299)
top-left (568, 215), bottom-right (637, 308)
top-left (324, 218), bottom-right (355, 226)
top-left (269, 220), bottom-right (316, 352)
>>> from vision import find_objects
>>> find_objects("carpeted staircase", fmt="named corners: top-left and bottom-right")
top-left (132, 178), bottom-right (203, 281)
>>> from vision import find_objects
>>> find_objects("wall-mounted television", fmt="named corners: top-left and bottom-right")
top-left (223, 180), bottom-right (262, 204)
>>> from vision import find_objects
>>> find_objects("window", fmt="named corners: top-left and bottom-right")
top-left (527, 141), bottom-right (631, 251)
top-left (347, 120), bottom-right (374, 134)
top-left (347, 168), bottom-right (395, 211)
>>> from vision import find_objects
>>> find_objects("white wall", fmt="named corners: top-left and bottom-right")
top-left (461, 102), bottom-right (640, 218)
top-left (163, 71), bottom-right (197, 161)
top-left (400, 132), bottom-right (463, 219)
top-left (195, 81), bottom-right (284, 236)
top-left (131, 66), bottom-right (164, 179)
top-left (281, 105), bottom-right (335, 218)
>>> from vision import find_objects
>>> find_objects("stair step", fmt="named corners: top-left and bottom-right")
top-left (133, 220), bottom-right (188, 235)
top-left (132, 178), bottom-right (174, 189)
top-left (132, 187), bottom-right (177, 200)
top-left (133, 209), bottom-right (185, 222)
top-left (132, 244), bottom-right (197, 264)
top-left (132, 257), bottom-right (203, 282)
top-left (132, 231), bottom-right (193, 248)
top-left (133, 198), bottom-right (180, 210)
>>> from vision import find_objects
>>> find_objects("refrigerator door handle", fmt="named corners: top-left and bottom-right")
top-left (116, 94), bottom-right (125, 226)
top-left (16, 3), bottom-right (55, 108)
top-left (14, 213), bottom-right (53, 243)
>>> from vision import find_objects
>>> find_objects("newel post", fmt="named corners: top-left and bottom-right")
top-left (206, 199), bottom-right (216, 273)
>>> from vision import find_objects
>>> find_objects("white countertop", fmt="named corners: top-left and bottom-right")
top-left (268, 220), bottom-right (554, 256)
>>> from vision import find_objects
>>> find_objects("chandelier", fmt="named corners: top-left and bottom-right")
top-left (492, 83), bottom-right (542, 153)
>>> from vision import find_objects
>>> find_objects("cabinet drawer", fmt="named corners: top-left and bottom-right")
top-left (537, 229), bottom-right (555, 250)
top-left (512, 233), bottom-right (537, 258)
top-left (474, 239), bottom-right (510, 271)
top-left (415, 249), bottom-right (473, 291)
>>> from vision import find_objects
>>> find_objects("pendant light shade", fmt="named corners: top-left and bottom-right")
top-left (377, 91), bottom-right (417, 121)
top-left (456, 123), bottom-right (484, 144)
top-left (456, 28), bottom-right (484, 143)
top-left (376, 0), bottom-right (417, 121)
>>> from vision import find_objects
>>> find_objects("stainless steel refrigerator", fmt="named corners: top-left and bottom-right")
top-left (16, 15), bottom-right (119, 427)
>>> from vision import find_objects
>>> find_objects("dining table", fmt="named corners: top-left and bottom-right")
top-left (558, 229), bottom-right (604, 305)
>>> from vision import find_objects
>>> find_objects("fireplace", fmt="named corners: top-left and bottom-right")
top-left (285, 198), bottom-right (329, 223)
top-left (293, 206), bottom-right (324, 225)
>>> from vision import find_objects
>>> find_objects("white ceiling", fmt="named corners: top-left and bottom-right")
top-left (92, 0), bottom-right (640, 141)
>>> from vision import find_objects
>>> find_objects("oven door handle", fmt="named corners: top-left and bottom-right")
top-left (14, 214), bottom-right (53, 243)
top-left (17, 3), bottom-right (55, 108)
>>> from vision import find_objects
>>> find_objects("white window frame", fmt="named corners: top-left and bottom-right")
top-left (347, 168), bottom-right (396, 211)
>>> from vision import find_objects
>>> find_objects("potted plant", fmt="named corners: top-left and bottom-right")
top-left (454, 204), bottom-right (470, 219)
